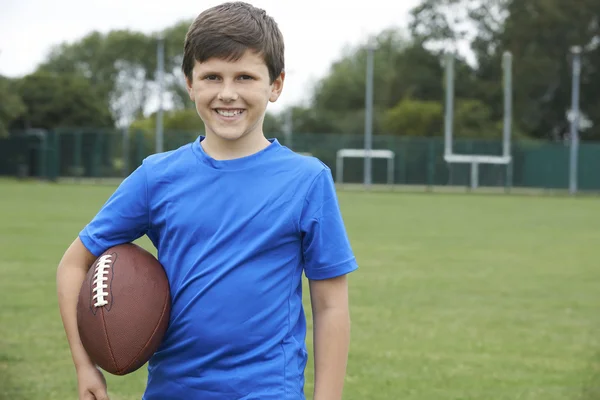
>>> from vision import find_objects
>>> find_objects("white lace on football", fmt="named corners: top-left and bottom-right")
top-left (92, 254), bottom-right (112, 307)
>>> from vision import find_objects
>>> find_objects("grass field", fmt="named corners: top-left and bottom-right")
top-left (1, 178), bottom-right (600, 400)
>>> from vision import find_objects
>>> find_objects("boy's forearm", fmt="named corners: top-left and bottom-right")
top-left (57, 261), bottom-right (95, 370)
top-left (56, 239), bottom-right (97, 371)
top-left (312, 306), bottom-right (351, 400)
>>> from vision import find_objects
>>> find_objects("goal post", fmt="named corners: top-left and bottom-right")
top-left (335, 149), bottom-right (395, 186)
top-left (443, 51), bottom-right (513, 190)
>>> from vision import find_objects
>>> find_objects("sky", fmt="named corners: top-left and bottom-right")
top-left (0, 0), bottom-right (422, 112)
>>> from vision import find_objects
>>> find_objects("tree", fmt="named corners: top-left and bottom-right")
top-left (10, 71), bottom-right (113, 130)
top-left (36, 20), bottom-right (204, 130)
top-left (383, 97), bottom-right (501, 138)
top-left (312, 29), bottom-right (412, 114)
top-left (499, 0), bottom-right (600, 140)
top-left (306, 29), bottom-right (448, 134)
top-left (305, 25), bottom-right (487, 136)
top-left (40, 29), bottom-right (161, 127)
top-left (281, 106), bottom-right (339, 135)
top-left (409, 0), bottom-right (509, 58)
top-left (409, 0), bottom-right (600, 140)
top-left (0, 76), bottom-right (25, 136)
top-left (383, 98), bottom-right (443, 137)
top-left (130, 109), bottom-right (203, 134)
top-left (160, 20), bottom-right (196, 110)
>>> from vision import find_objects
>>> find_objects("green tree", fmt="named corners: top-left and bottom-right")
top-left (0, 76), bottom-right (26, 136)
top-left (383, 97), bottom-right (500, 138)
top-left (36, 20), bottom-right (207, 129)
top-left (282, 106), bottom-right (338, 135)
top-left (312, 29), bottom-right (413, 114)
top-left (160, 20), bottom-right (196, 110)
top-left (307, 29), bottom-right (418, 134)
top-left (10, 71), bottom-right (113, 130)
top-left (499, 0), bottom-right (600, 140)
top-left (305, 27), bottom-right (482, 136)
top-left (383, 98), bottom-right (442, 137)
top-left (39, 29), bottom-right (159, 127)
top-left (409, 0), bottom-right (600, 140)
top-left (130, 109), bottom-right (203, 133)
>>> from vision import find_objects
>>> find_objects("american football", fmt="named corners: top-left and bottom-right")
top-left (76, 243), bottom-right (170, 375)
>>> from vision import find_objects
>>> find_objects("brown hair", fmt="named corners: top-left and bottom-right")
top-left (182, 2), bottom-right (285, 83)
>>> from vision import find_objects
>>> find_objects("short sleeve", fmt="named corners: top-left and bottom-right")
top-left (79, 162), bottom-right (150, 257)
top-left (300, 167), bottom-right (358, 280)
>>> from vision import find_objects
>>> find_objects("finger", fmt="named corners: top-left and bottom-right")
top-left (81, 392), bottom-right (96, 400)
top-left (92, 390), bottom-right (110, 400)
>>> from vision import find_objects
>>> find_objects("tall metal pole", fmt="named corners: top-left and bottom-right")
top-left (444, 53), bottom-right (455, 158)
top-left (502, 51), bottom-right (513, 159)
top-left (569, 46), bottom-right (581, 195)
top-left (502, 51), bottom-right (513, 191)
top-left (156, 35), bottom-right (165, 154)
top-left (364, 41), bottom-right (375, 188)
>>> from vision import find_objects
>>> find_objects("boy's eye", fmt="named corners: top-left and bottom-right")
top-left (238, 75), bottom-right (253, 80)
top-left (204, 75), bottom-right (219, 81)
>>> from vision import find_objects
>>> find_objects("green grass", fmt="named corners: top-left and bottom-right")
top-left (1, 179), bottom-right (600, 399)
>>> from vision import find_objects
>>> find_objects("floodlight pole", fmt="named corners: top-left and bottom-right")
top-left (364, 39), bottom-right (375, 188)
top-left (502, 51), bottom-right (513, 191)
top-left (156, 35), bottom-right (165, 154)
top-left (502, 52), bottom-right (513, 160)
top-left (444, 52), bottom-right (455, 158)
top-left (569, 46), bottom-right (581, 196)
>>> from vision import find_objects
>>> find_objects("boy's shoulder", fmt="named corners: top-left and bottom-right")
top-left (142, 142), bottom-right (193, 169)
top-left (278, 146), bottom-right (331, 176)
top-left (273, 146), bottom-right (340, 197)
top-left (277, 146), bottom-right (329, 174)
top-left (136, 141), bottom-right (197, 182)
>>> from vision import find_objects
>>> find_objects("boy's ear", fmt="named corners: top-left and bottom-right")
top-left (186, 76), bottom-right (194, 101)
top-left (269, 71), bottom-right (285, 103)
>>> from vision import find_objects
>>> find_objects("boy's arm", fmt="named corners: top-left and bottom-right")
top-left (57, 163), bottom-right (149, 400)
top-left (300, 167), bottom-right (357, 399)
top-left (309, 274), bottom-right (351, 400)
top-left (57, 237), bottom-right (110, 399)
top-left (57, 237), bottom-right (97, 369)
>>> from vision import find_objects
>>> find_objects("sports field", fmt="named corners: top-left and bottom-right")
top-left (1, 179), bottom-right (600, 400)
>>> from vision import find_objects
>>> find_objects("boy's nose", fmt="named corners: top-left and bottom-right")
top-left (218, 83), bottom-right (239, 102)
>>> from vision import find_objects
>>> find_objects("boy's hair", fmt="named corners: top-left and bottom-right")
top-left (182, 1), bottom-right (285, 84)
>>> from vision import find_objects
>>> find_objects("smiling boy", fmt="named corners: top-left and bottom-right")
top-left (56, 2), bottom-right (358, 399)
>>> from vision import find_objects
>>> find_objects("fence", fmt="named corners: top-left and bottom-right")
top-left (2, 129), bottom-right (600, 192)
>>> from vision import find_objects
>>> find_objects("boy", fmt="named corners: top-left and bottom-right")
top-left (56, 2), bottom-right (358, 399)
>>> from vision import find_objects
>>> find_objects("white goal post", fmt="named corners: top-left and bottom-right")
top-left (335, 149), bottom-right (395, 185)
top-left (443, 51), bottom-right (513, 189)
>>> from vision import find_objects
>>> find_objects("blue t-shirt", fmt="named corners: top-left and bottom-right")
top-left (79, 136), bottom-right (358, 399)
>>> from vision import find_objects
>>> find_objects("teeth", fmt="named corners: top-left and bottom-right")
top-left (217, 109), bottom-right (243, 117)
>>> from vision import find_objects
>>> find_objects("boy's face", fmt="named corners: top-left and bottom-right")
top-left (186, 49), bottom-right (284, 144)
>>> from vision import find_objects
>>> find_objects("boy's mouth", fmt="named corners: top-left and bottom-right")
top-left (215, 109), bottom-right (245, 117)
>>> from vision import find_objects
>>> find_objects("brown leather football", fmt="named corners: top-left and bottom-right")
top-left (77, 243), bottom-right (170, 376)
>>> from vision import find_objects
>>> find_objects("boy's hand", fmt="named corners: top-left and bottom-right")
top-left (77, 364), bottom-right (109, 400)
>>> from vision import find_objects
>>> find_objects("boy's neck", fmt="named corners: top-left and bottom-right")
top-left (201, 132), bottom-right (271, 161)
